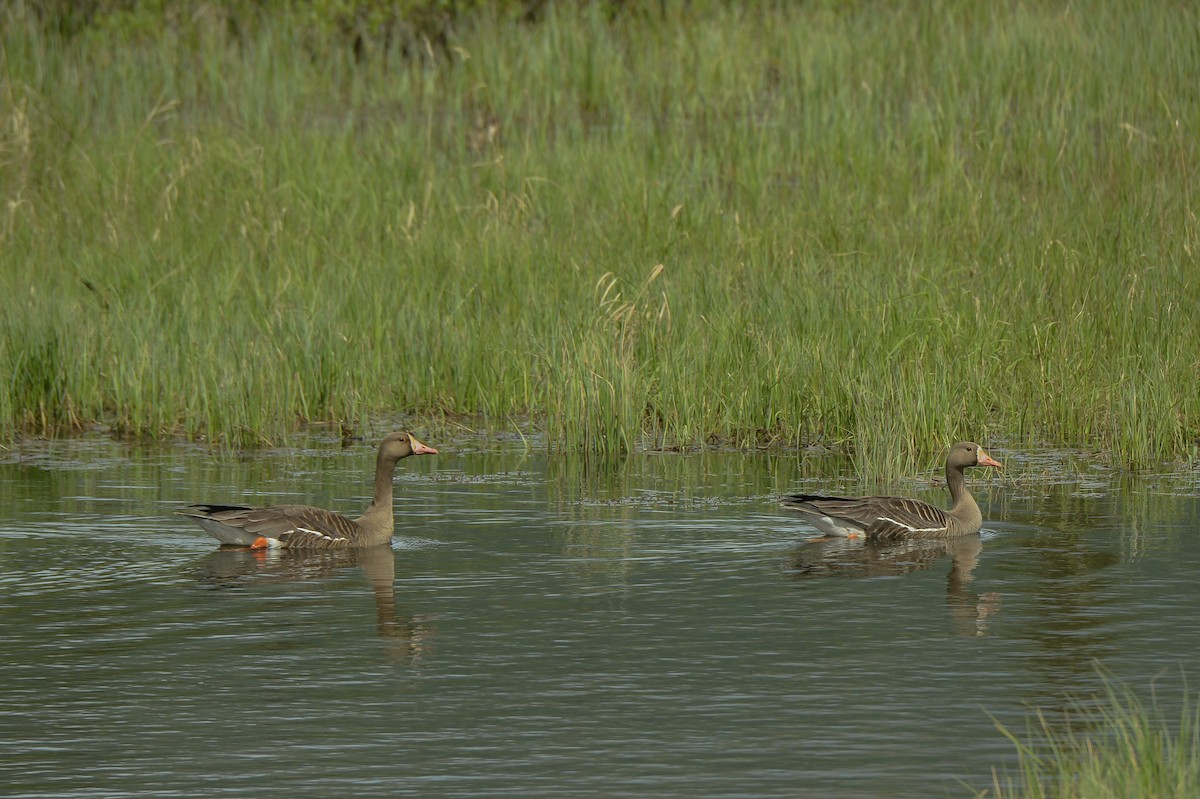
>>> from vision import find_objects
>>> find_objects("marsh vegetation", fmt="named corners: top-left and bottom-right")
top-left (987, 674), bottom-right (1200, 799)
top-left (2, 0), bottom-right (1198, 475)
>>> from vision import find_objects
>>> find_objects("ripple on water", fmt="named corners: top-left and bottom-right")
top-left (2, 439), bottom-right (1199, 799)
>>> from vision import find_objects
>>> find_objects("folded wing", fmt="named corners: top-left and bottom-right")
top-left (180, 504), bottom-right (362, 549)
top-left (782, 494), bottom-right (952, 541)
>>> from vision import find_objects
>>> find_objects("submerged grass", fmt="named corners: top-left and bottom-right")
top-left (986, 673), bottom-right (1200, 799)
top-left (2, 1), bottom-right (1199, 473)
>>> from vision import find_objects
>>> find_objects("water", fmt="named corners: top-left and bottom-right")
top-left (2, 435), bottom-right (1199, 798)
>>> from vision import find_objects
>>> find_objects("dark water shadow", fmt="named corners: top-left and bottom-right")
top-left (784, 535), bottom-right (1000, 636)
top-left (193, 545), bottom-right (435, 663)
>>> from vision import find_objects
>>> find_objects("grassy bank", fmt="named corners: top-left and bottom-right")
top-left (2, 1), bottom-right (1198, 473)
top-left (986, 675), bottom-right (1200, 798)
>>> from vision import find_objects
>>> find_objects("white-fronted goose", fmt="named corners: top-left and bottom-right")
top-left (178, 432), bottom-right (438, 550)
top-left (781, 442), bottom-right (1001, 541)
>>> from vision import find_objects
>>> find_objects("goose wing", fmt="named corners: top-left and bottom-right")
top-left (783, 494), bottom-right (951, 541)
top-left (180, 504), bottom-right (362, 548)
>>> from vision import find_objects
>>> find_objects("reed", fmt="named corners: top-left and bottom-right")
top-left (2, 1), bottom-right (1198, 474)
top-left (986, 674), bottom-right (1200, 799)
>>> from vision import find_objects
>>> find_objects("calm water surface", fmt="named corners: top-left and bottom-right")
top-left (2, 435), bottom-right (1199, 798)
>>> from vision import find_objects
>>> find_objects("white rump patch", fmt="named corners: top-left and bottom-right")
top-left (810, 514), bottom-right (867, 538)
top-left (196, 519), bottom-right (259, 547)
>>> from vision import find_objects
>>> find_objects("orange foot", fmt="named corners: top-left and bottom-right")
top-left (250, 536), bottom-right (270, 550)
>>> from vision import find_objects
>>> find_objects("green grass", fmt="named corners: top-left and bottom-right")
top-left (2, 0), bottom-right (1199, 472)
top-left (986, 674), bottom-right (1200, 798)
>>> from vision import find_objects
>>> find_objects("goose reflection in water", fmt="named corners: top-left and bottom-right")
top-left (195, 544), bottom-right (435, 662)
top-left (785, 534), bottom-right (1001, 636)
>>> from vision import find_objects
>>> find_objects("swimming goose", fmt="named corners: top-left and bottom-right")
top-left (178, 432), bottom-right (437, 550)
top-left (781, 442), bottom-right (1001, 541)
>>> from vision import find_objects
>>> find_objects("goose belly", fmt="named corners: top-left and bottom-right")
top-left (194, 518), bottom-right (277, 548)
top-left (805, 513), bottom-right (869, 538)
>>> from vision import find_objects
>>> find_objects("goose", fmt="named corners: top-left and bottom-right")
top-left (178, 432), bottom-right (437, 550)
top-left (781, 442), bottom-right (1001, 541)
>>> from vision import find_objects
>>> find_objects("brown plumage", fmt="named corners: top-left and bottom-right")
top-left (178, 432), bottom-right (438, 550)
top-left (781, 442), bottom-right (1002, 541)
